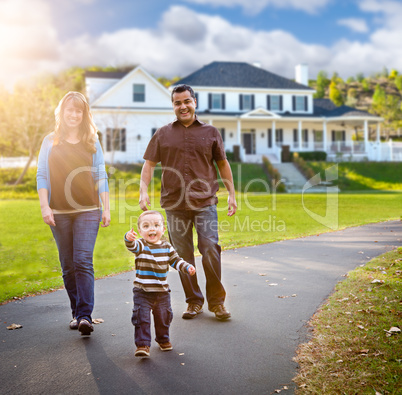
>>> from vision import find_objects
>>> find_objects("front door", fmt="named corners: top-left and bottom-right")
top-left (242, 130), bottom-right (256, 154)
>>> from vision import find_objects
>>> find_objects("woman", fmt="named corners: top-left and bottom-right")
top-left (37, 91), bottom-right (110, 336)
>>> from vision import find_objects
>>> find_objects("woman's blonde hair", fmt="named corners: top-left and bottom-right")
top-left (54, 91), bottom-right (97, 153)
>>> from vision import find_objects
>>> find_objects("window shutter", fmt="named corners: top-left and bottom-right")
top-left (195, 93), bottom-right (199, 109)
top-left (267, 95), bottom-right (271, 110)
top-left (332, 131), bottom-right (336, 142)
top-left (304, 96), bottom-right (308, 111)
top-left (303, 129), bottom-right (308, 143)
top-left (121, 128), bottom-right (126, 152)
top-left (293, 129), bottom-right (298, 142)
top-left (151, 128), bottom-right (157, 136)
top-left (280, 129), bottom-right (283, 142)
top-left (268, 129), bottom-right (272, 148)
top-left (292, 96), bottom-right (296, 111)
top-left (251, 94), bottom-right (255, 110)
top-left (279, 95), bottom-right (283, 111)
top-left (208, 93), bottom-right (212, 109)
top-left (221, 128), bottom-right (225, 142)
top-left (221, 94), bottom-right (225, 110)
top-left (106, 128), bottom-right (111, 152)
top-left (239, 94), bottom-right (243, 110)
top-left (342, 131), bottom-right (346, 141)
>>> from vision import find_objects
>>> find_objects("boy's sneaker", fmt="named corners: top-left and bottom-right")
top-left (182, 304), bottom-right (203, 319)
top-left (69, 318), bottom-right (78, 330)
top-left (209, 305), bottom-right (231, 320)
top-left (78, 319), bottom-right (94, 335)
top-left (135, 346), bottom-right (150, 357)
top-left (158, 342), bottom-right (173, 351)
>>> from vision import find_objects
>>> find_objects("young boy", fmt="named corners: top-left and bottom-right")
top-left (124, 210), bottom-right (196, 357)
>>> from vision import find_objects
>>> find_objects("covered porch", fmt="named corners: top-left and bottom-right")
top-left (199, 110), bottom-right (395, 163)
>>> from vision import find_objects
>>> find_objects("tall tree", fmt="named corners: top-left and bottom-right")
top-left (329, 81), bottom-right (344, 106)
top-left (314, 70), bottom-right (329, 99)
top-left (3, 81), bottom-right (62, 185)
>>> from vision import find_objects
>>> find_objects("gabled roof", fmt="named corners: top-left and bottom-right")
top-left (85, 70), bottom-right (131, 79)
top-left (175, 61), bottom-right (313, 90)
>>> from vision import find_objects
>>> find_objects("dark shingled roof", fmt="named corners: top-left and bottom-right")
top-left (326, 105), bottom-right (378, 118)
top-left (175, 61), bottom-right (313, 90)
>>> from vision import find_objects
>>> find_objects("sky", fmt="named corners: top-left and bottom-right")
top-left (1, 0), bottom-right (402, 90)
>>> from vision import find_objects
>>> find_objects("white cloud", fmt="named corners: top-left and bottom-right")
top-left (337, 18), bottom-right (369, 33)
top-left (182, 0), bottom-right (331, 15)
top-left (0, 0), bottom-right (61, 88)
top-left (1, 1), bottom-right (402, 90)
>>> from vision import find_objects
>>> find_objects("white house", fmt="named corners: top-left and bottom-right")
top-left (86, 62), bottom-right (400, 163)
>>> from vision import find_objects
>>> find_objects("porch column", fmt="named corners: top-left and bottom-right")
top-left (298, 121), bottom-right (302, 150)
top-left (237, 119), bottom-right (241, 145)
top-left (376, 123), bottom-right (381, 142)
top-left (363, 120), bottom-right (368, 153)
top-left (209, 119), bottom-right (213, 126)
top-left (272, 120), bottom-right (276, 147)
top-left (323, 120), bottom-right (327, 153)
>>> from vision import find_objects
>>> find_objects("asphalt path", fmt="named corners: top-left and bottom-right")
top-left (1, 220), bottom-right (401, 395)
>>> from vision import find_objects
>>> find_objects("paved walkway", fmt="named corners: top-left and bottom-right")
top-left (1, 221), bottom-right (401, 395)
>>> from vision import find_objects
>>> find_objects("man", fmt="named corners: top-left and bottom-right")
top-left (139, 84), bottom-right (237, 320)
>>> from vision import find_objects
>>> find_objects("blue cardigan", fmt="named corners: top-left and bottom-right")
top-left (36, 133), bottom-right (109, 205)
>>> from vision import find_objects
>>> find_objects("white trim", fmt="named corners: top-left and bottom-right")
top-left (91, 66), bottom-right (171, 107)
top-left (240, 107), bottom-right (281, 119)
top-left (188, 86), bottom-right (313, 94)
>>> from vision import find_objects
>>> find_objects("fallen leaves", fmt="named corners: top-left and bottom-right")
top-left (384, 327), bottom-right (401, 337)
top-left (92, 318), bottom-right (104, 325)
top-left (371, 279), bottom-right (384, 284)
top-left (6, 323), bottom-right (22, 330)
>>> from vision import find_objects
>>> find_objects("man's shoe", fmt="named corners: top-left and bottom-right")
top-left (78, 319), bottom-right (94, 335)
top-left (182, 304), bottom-right (203, 319)
top-left (209, 305), bottom-right (231, 320)
top-left (69, 318), bottom-right (78, 330)
top-left (135, 346), bottom-right (150, 357)
top-left (158, 342), bottom-right (173, 351)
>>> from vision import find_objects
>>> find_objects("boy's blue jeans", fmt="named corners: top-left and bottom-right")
top-left (132, 288), bottom-right (173, 347)
top-left (50, 210), bottom-right (100, 324)
top-left (165, 205), bottom-right (226, 310)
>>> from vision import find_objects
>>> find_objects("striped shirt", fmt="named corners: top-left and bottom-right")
top-left (125, 236), bottom-right (192, 292)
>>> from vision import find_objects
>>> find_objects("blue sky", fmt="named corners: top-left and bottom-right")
top-left (1, 0), bottom-right (402, 89)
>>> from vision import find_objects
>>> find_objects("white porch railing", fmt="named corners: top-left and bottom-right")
top-left (279, 140), bottom-right (402, 162)
top-left (0, 156), bottom-right (37, 168)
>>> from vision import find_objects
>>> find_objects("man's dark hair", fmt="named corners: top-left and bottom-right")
top-left (171, 84), bottom-right (196, 102)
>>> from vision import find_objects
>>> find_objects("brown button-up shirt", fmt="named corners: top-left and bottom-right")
top-left (143, 117), bottom-right (226, 210)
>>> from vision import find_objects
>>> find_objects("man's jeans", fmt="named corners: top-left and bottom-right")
top-left (50, 210), bottom-right (100, 323)
top-left (166, 205), bottom-right (226, 309)
top-left (132, 288), bottom-right (173, 347)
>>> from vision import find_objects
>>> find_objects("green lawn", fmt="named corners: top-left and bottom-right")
top-left (294, 247), bottom-right (402, 394)
top-left (307, 161), bottom-right (402, 191)
top-left (1, 193), bottom-right (401, 303)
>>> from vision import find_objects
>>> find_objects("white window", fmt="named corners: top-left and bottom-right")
top-left (270, 95), bottom-right (280, 111)
top-left (133, 84), bottom-right (145, 102)
top-left (295, 96), bottom-right (306, 111)
top-left (106, 128), bottom-right (126, 152)
top-left (212, 93), bottom-right (222, 109)
top-left (242, 95), bottom-right (252, 110)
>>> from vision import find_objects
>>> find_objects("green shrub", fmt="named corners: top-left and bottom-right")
top-left (291, 151), bottom-right (327, 161)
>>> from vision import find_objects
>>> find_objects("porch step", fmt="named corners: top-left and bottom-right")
top-left (274, 163), bottom-right (337, 193)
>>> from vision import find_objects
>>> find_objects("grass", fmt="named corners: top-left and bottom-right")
top-left (293, 247), bottom-right (402, 394)
top-left (1, 193), bottom-right (401, 303)
top-left (307, 162), bottom-right (402, 191)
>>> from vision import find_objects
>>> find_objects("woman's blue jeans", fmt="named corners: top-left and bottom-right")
top-left (50, 210), bottom-right (100, 323)
top-left (165, 205), bottom-right (226, 310)
top-left (132, 288), bottom-right (173, 347)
